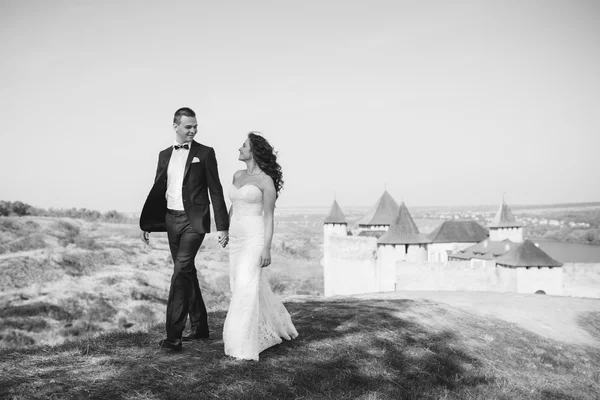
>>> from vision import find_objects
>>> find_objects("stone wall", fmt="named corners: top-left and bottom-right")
top-left (562, 263), bottom-right (600, 298)
top-left (395, 261), bottom-right (518, 293)
top-left (395, 261), bottom-right (600, 298)
top-left (323, 235), bottom-right (378, 296)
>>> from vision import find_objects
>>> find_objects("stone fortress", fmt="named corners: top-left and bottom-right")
top-left (323, 191), bottom-right (600, 299)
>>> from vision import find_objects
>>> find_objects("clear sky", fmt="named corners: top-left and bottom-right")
top-left (1, 0), bottom-right (599, 212)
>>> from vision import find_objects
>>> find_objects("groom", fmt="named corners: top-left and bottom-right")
top-left (140, 107), bottom-right (229, 351)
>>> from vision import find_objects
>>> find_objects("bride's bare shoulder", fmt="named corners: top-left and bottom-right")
top-left (258, 173), bottom-right (275, 190)
top-left (232, 170), bottom-right (245, 182)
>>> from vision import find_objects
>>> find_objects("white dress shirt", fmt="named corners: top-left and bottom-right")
top-left (166, 141), bottom-right (190, 210)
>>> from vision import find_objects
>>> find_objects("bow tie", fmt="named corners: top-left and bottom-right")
top-left (174, 144), bottom-right (189, 150)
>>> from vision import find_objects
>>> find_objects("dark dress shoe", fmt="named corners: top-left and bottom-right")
top-left (182, 333), bottom-right (210, 342)
top-left (159, 338), bottom-right (182, 351)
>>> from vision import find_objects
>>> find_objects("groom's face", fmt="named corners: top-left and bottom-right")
top-left (174, 116), bottom-right (198, 144)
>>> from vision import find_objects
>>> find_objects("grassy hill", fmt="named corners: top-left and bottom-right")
top-left (1, 295), bottom-right (599, 399)
top-left (1, 215), bottom-right (600, 399)
top-left (0, 216), bottom-right (322, 348)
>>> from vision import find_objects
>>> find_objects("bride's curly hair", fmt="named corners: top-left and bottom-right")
top-left (248, 131), bottom-right (283, 198)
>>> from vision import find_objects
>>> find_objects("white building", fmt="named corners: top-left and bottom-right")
top-left (322, 196), bottom-right (600, 298)
top-left (427, 220), bottom-right (489, 263)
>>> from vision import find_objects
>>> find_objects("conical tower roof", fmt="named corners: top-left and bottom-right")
top-left (324, 199), bottom-right (347, 224)
top-left (428, 221), bottom-right (488, 243)
top-left (378, 202), bottom-right (429, 245)
top-left (488, 200), bottom-right (522, 228)
top-left (495, 240), bottom-right (562, 268)
top-left (357, 190), bottom-right (399, 226)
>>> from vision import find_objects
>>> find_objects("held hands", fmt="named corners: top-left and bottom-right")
top-left (259, 248), bottom-right (271, 268)
top-left (217, 231), bottom-right (229, 248)
top-left (141, 231), bottom-right (150, 245)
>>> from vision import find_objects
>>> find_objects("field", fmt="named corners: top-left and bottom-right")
top-left (0, 215), bottom-right (323, 349)
top-left (1, 294), bottom-right (599, 399)
top-left (1, 211), bottom-right (600, 398)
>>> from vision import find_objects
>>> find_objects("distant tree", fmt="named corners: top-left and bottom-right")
top-left (585, 230), bottom-right (599, 244)
top-left (103, 210), bottom-right (125, 222)
top-left (82, 209), bottom-right (102, 221)
top-left (29, 207), bottom-right (47, 217)
top-left (10, 201), bottom-right (32, 216)
top-left (0, 201), bottom-right (10, 216)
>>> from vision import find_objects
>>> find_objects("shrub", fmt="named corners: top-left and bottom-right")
top-left (78, 296), bottom-right (117, 323)
top-left (0, 257), bottom-right (62, 291)
top-left (0, 201), bottom-right (33, 217)
top-left (11, 201), bottom-right (32, 216)
top-left (58, 250), bottom-right (116, 276)
top-left (59, 320), bottom-right (102, 337)
top-left (55, 220), bottom-right (82, 246)
top-left (59, 252), bottom-right (90, 276)
top-left (0, 218), bottom-right (23, 234)
top-left (101, 276), bottom-right (121, 286)
top-left (74, 236), bottom-right (100, 250)
top-left (128, 305), bottom-right (158, 325)
top-left (0, 331), bottom-right (35, 347)
top-left (0, 302), bottom-right (73, 321)
top-left (102, 210), bottom-right (129, 223)
top-left (0, 317), bottom-right (48, 332)
top-left (0, 234), bottom-right (46, 254)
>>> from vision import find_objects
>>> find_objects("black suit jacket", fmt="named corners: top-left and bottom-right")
top-left (139, 140), bottom-right (229, 234)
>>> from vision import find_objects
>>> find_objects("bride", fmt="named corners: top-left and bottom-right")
top-left (222, 131), bottom-right (298, 360)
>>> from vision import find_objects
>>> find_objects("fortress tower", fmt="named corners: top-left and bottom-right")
top-left (488, 199), bottom-right (523, 243)
top-left (323, 199), bottom-right (348, 296)
top-left (356, 190), bottom-right (399, 235)
top-left (323, 199), bottom-right (348, 242)
top-left (376, 202), bottom-right (429, 291)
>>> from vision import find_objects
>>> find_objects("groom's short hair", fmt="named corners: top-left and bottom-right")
top-left (173, 107), bottom-right (196, 124)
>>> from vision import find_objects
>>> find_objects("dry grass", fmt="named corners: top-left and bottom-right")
top-left (0, 216), bottom-right (324, 350)
top-left (1, 296), bottom-right (599, 400)
top-left (2, 215), bottom-right (599, 398)
top-left (578, 311), bottom-right (600, 341)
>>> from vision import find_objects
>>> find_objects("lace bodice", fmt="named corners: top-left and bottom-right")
top-left (229, 184), bottom-right (263, 216)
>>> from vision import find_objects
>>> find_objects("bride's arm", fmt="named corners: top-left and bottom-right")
top-left (260, 179), bottom-right (277, 268)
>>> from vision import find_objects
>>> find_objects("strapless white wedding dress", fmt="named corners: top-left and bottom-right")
top-left (223, 184), bottom-right (298, 360)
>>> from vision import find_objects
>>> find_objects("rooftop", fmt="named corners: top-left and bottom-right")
top-left (488, 201), bottom-right (523, 228)
top-left (324, 199), bottom-right (347, 224)
top-left (428, 220), bottom-right (489, 243)
top-left (378, 202), bottom-right (430, 245)
top-left (357, 190), bottom-right (399, 227)
top-left (495, 240), bottom-right (563, 268)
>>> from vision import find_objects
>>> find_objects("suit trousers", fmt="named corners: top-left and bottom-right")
top-left (165, 211), bottom-right (208, 341)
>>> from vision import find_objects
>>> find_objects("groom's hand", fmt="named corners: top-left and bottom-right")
top-left (141, 231), bottom-right (150, 245)
top-left (217, 230), bottom-right (229, 248)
